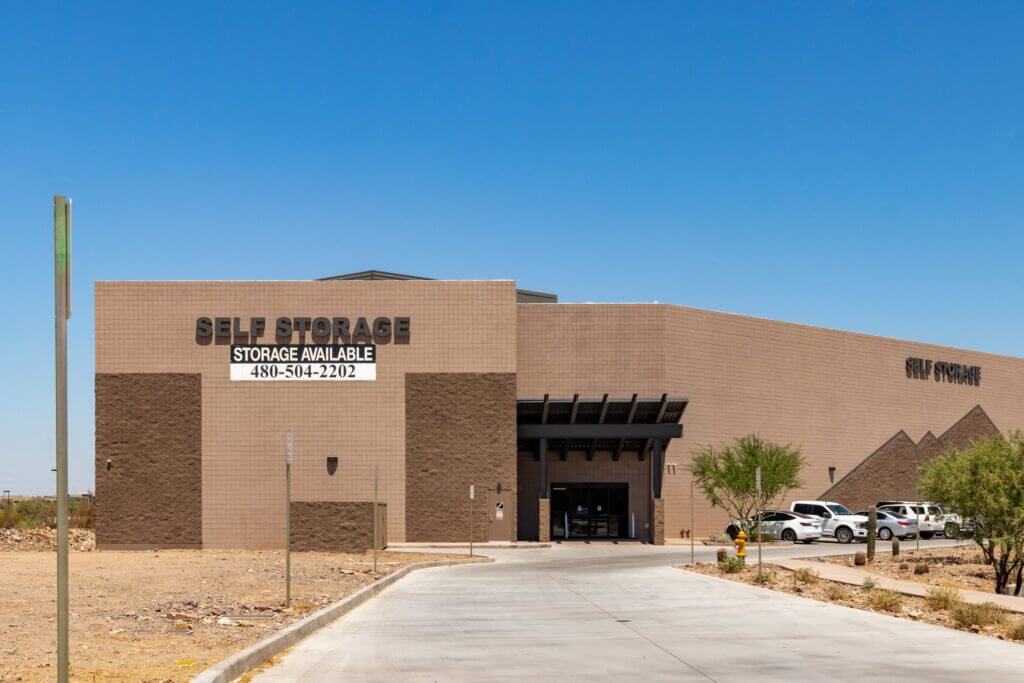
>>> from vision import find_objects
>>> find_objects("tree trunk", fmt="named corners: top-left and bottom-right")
top-left (1014, 563), bottom-right (1023, 597)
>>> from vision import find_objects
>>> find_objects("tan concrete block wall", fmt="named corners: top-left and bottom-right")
top-left (518, 303), bottom-right (1024, 539)
top-left (96, 280), bottom-right (516, 547)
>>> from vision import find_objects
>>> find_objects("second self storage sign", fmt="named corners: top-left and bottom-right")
top-left (230, 345), bottom-right (376, 381)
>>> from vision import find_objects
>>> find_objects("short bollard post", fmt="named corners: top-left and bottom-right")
top-left (867, 506), bottom-right (877, 562)
top-left (892, 536), bottom-right (900, 558)
top-left (735, 530), bottom-right (747, 564)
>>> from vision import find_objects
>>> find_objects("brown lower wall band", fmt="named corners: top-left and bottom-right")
top-left (95, 373), bottom-right (202, 547)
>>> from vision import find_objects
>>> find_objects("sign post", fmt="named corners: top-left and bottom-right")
top-left (285, 431), bottom-right (292, 608)
top-left (54, 195), bottom-right (71, 683)
top-left (689, 475), bottom-right (695, 564)
top-left (373, 464), bottom-right (379, 574)
top-left (755, 466), bottom-right (763, 574)
top-left (469, 485), bottom-right (475, 558)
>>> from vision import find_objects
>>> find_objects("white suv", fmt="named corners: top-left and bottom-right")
top-left (877, 501), bottom-right (944, 539)
top-left (790, 501), bottom-right (869, 544)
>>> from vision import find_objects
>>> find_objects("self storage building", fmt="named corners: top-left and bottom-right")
top-left (94, 270), bottom-right (1024, 549)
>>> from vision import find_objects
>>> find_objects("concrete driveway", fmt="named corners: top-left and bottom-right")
top-left (255, 540), bottom-right (1024, 682)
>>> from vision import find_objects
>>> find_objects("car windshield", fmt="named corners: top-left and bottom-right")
top-left (930, 506), bottom-right (944, 515)
top-left (827, 504), bottom-right (852, 515)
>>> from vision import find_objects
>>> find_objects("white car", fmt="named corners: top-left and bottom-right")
top-left (790, 500), bottom-right (869, 544)
top-left (877, 501), bottom-right (944, 539)
top-left (725, 510), bottom-right (823, 543)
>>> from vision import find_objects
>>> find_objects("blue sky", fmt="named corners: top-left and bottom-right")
top-left (2, 2), bottom-right (1023, 494)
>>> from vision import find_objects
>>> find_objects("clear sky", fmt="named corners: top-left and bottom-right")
top-left (2, 3), bottom-right (1023, 494)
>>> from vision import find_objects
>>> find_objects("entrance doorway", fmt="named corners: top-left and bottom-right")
top-left (550, 483), bottom-right (629, 540)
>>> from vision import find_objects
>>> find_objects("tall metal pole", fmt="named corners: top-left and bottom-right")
top-left (372, 465), bottom-right (379, 574)
top-left (755, 467), bottom-right (763, 575)
top-left (54, 195), bottom-right (71, 683)
top-left (285, 432), bottom-right (292, 608)
top-left (689, 475), bottom-right (695, 564)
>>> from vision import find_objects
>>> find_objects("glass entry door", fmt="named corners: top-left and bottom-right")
top-left (550, 483), bottom-right (629, 540)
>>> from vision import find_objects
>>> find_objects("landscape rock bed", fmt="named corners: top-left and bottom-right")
top-left (0, 528), bottom-right (95, 552)
top-left (683, 559), bottom-right (1024, 643)
top-left (824, 545), bottom-right (995, 593)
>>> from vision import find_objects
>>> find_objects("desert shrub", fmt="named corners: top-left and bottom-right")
top-left (950, 602), bottom-right (1005, 629)
top-left (866, 588), bottom-right (903, 612)
top-left (0, 503), bottom-right (21, 529)
top-left (854, 552), bottom-right (867, 566)
top-left (69, 498), bottom-right (95, 529)
top-left (752, 569), bottom-right (775, 585)
top-left (747, 532), bottom-right (775, 543)
top-left (13, 499), bottom-right (57, 528)
top-left (824, 583), bottom-right (849, 601)
top-left (914, 563), bottom-right (930, 575)
top-left (862, 577), bottom-right (878, 590)
top-left (718, 557), bottom-right (745, 574)
top-left (707, 533), bottom-right (733, 544)
top-left (1008, 620), bottom-right (1024, 641)
top-left (925, 586), bottom-right (964, 611)
top-left (793, 567), bottom-right (819, 584)
top-left (898, 563), bottom-right (909, 571)
top-left (716, 548), bottom-right (728, 563)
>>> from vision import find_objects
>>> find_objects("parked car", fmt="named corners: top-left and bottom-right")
top-left (853, 509), bottom-right (917, 540)
top-left (725, 510), bottom-right (823, 543)
top-left (876, 501), bottom-right (944, 539)
top-left (789, 501), bottom-right (868, 543)
top-left (939, 509), bottom-right (975, 537)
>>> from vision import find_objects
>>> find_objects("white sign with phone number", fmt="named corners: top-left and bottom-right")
top-left (230, 344), bottom-right (376, 381)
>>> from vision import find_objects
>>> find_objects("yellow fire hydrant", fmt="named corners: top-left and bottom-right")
top-left (735, 529), bottom-right (747, 561)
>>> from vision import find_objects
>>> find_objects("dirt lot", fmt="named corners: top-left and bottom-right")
top-left (0, 547), bottom-right (462, 682)
top-left (684, 557), bottom-right (1024, 644)
top-left (824, 544), bottom-right (999, 593)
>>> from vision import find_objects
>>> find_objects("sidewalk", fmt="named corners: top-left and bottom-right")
top-left (774, 558), bottom-right (1024, 614)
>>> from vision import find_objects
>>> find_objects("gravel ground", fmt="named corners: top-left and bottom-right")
top-left (0, 548), bottom-right (462, 682)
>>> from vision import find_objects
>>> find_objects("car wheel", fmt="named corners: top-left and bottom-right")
top-left (944, 522), bottom-right (960, 539)
top-left (878, 527), bottom-right (893, 540)
top-left (920, 532), bottom-right (934, 540)
top-left (782, 529), bottom-right (797, 543)
top-left (835, 526), bottom-right (854, 544)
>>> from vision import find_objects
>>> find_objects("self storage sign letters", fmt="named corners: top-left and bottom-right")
top-left (230, 344), bottom-right (376, 381)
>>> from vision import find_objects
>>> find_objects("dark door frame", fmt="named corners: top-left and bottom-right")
top-left (550, 482), bottom-right (629, 540)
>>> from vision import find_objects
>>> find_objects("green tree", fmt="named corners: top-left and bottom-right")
top-left (919, 432), bottom-right (1024, 595)
top-left (689, 435), bottom-right (805, 539)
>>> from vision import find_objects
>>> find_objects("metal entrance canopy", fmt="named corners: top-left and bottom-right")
top-left (518, 394), bottom-right (687, 508)
top-left (517, 394), bottom-right (686, 461)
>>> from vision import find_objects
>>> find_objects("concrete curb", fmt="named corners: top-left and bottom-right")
top-left (389, 542), bottom-right (550, 550)
top-left (191, 556), bottom-right (494, 683)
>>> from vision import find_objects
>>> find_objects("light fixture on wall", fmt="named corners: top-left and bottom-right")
top-left (326, 456), bottom-right (339, 475)
top-left (666, 462), bottom-right (678, 475)
top-left (828, 466), bottom-right (836, 483)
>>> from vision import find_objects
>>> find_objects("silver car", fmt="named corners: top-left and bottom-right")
top-left (855, 510), bottom-right (917, 540)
